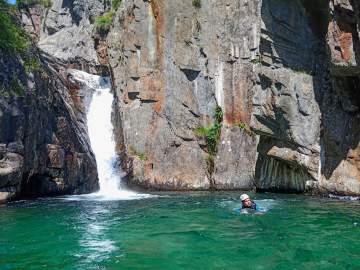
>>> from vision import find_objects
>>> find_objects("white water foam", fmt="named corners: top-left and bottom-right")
top-left (66, 70), bottom-right (153, 201)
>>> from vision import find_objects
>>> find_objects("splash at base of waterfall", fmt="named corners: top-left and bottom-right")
top-left (67, 70), bottom-right (154, 201)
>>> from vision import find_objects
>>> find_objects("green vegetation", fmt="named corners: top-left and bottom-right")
top-left (192, 0), bottom-right (201, 8)
top-left (112, 0), bottom-right (121, 11)
top-left (0, 1), bottom-right (43, 98)
top-left (94, 0), bottom-right (122, 31)
top-left (17, 0), bottom-right (52, 8)
top-left (10, 76), bottom-right (25, 96)
top-left (236, 122), bottom-right (247, 130)
top-left (250, 54), bottom-right (262, 64)
top-left (0, 1), bottom-right (28, 54)
top-left (205, 154), bottom-right (214, 175)
top-left (235, 121), bottom-right (254, 137)
top-left (95, 10), bottom-right (115, 30)
top-left (293, 67), bottom-right (315, 76)
top-left (24, 57), bottom-right (41, 73)
top-left (129, 146), bottom-right (148, 162)
top-left (195, 106), bottom-right (223, 156)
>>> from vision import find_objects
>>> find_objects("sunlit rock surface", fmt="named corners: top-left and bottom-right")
top-left (107, 0), bottom-right (359, 194)
top-left (107, 0), bottom-right (260, 190)
top-left (5, 0), bottom-right (359, 195)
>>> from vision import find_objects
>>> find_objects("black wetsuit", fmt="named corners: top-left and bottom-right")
top-left (242, 201), bottom-right (257, 210)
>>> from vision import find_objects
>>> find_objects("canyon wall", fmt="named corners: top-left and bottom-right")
top-left (0, 0), bottom-right (103, 202)
top-left (107, 0), bottom-right (360, 194)
top-left (107, 0), bottom-right (260, 190)
top-left (1, 0), bottom-right (359, 199)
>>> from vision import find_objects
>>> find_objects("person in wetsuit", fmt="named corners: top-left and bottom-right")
top-left (240, 194), bottom-right (257, 210)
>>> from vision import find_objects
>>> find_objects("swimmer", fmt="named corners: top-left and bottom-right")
top-left (240, 194), bottom-right (257, 210)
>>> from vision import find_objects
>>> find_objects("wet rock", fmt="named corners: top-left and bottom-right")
top-left (7, 141), bottom-right (24, 155)
top-left (0, 187), bottom-right (17, 204)
top-left (0, 21), bottom-right (98, 203)
top-left (47, 144), bottom-right (65, 169)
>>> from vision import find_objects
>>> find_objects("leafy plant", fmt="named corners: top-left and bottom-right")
top-left (192, 0), bottom-right (201, 8)
top-left (236, 122), bottom-right (247, 130)
top-left (250, 54), bottom-right (262, 64)
top-left (214, 105), bottom-right (223, 124)
top-left (95, 11), bottom-right (115, 30)
top-left (112, 0), bottom-right (121, 11)
top-left (129, 146), bottom-right (148, 161)
top-left (10, 76), bottom-right (25, 96)
top-left (17, 0), bottom-right (52, 8)
top-left (194, 106), bottom-right (223, 156)
top-left (235, 121), bottom-right (254, 137)
top-left (24, 57), bottom-right (41, 73)
top-left (205, 154), bottom-right (214, 175)
top-left (0, 2), bottom-right (28, 54)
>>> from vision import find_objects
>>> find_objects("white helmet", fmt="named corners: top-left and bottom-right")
top-left (240, 194), bottom-right (250, 201)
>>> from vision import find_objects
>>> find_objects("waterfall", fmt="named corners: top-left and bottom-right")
top-left (68, 70), bottom-right (152, 200)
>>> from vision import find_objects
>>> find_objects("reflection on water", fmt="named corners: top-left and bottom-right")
top-left (1, 193), bottom-right (359, 269)
top-left (76, 205), bottom-right (118, 266)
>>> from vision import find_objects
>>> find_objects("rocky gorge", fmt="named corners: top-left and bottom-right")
top-left (0, 0), bottom-right (359, 203)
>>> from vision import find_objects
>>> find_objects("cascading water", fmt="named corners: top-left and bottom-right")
top-left (68, 70), bottom-right (152, 200)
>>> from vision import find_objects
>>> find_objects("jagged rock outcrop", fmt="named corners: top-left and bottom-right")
top-left (251, 0), bottom-right (360, 195)
top-left (251, 0), bottom-right (326, 192)
top-left (319, 0), bottom-right (360, 195)
top-left (20, 0), bottom-right (108, 73)
top-left (0, 14), bottom-right (98, 202)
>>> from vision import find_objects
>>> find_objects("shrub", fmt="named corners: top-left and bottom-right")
top-left (194, 106), bottom-right (223, 156)
top-left (24, 57), bottom-right (41, 73)
top-left (10, 76), bottom-right (25, 96)
top-left (112, 0), bottom-right (121, 11)
top-left (129, 146), bottom-right (148, 161)
top-left (235, 121), bottom-right (254, 137)
top-left (95, 11), bottom-right (115, 30)
top-left (250, 54), bottom-right (262, 64)
top-left (236, 122), bottom-right (247, 130)
top-left (192, 0), bottom-right (201, 8)
top-left (214, 105), bottom-right (223, 123)
top-left (205, 154), bottom-right (214, 175)
top-left (0, 2), bottom-right (28, 54)
top-left (17, 0), bottom-right (52, 8)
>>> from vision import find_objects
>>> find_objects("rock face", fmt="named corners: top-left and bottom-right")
top-left (3, 0), bottom-right (359, 196)
top-left (252, 0), bottom-right (360, 195)
top-left (107, 0), bottom-right (260, 190)
top-left (251, 0), bottom-right (326, 192)
top-left (20, 0), bottom-right (107, 72)
top-left (106, 0), bottom-right (360, 194)
top-left (319, 0), bottom-right (360, 195)
top-left (0, 35), bottom-right (98, 202)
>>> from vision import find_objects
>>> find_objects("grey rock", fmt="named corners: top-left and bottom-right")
top-left (213, 127), bottom-right (258, 190)
top-left (0, 144), bottom-right (6, 160)
top-left (7, 141), bottom-right (24, 155)
top-left (20, 0), bottom-right (107, 72)
top-left (0, 28), bottom-right (99, 202)
top-left (107, 0), bottom-right (261, 190)
top-left (11, 0), bottom-right (360, 196)
top-left (0, 153), bottom-right (23, 189)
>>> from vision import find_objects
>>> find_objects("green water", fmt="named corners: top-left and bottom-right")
top-left (0, 192), bottom-right (359, 270)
